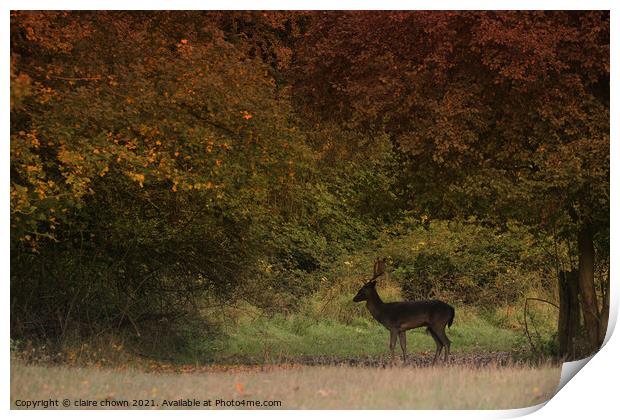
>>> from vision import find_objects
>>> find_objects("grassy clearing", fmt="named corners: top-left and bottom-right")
top-left (11, 266), bottom-right (556, 367)
top-left (180, 276), bottom-right (544, 364)
top-left (195, 305), bottom-right (528, 363)
top-left (11, 361), bottom-right (561, 410)
top-left (10, 299), bottom-right (549, 369)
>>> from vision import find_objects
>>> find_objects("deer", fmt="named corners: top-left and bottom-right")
top-left (353, 273), bottom-right (455, 364)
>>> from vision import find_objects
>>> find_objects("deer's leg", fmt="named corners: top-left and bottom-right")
top-left (435, 327), bottom-right (451, 363)
top-left (428, 327), bottom-right (443, 365)
top-left (389, 329), bottom-right (397, 361)
top-left (399, 331), bottom-right (407, 363)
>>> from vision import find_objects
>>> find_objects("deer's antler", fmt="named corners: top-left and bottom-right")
top-left (364, 271), bottom-right (383, 284)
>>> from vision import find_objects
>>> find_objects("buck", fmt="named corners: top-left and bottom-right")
top-left (353, 274), bottom-right (455, 364)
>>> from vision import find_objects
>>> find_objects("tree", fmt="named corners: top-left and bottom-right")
top-left (293, 11), bottom-right (609, 356)
top-left (10, 11), bottom-right (336, 338)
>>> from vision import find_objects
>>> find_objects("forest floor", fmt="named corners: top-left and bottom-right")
top-left (11, 358), bottom-right (561, 410)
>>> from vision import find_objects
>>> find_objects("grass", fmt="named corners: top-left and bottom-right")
top-left (180, 276), bottom-right (544, 364)
top-left (12, 288), bottom-right (550, 368)
top-left (196, 305), bottom-right (528, 363)
top-left (10, 281), bottom-right (559, 410)
top-left (10, 361), bottom-right (561, 409)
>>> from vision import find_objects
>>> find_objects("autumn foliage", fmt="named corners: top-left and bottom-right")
top-left (10, 11), bottom-right (608, 357)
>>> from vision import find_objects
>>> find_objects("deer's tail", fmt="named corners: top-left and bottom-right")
top-left (448, 306), bottom-right (455, 328)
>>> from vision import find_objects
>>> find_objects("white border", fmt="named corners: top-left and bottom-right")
top-left (0, 0), bottom-right (615, 11)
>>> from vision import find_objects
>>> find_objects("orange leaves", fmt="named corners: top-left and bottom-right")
top-left (25, 164), bottom-right (40, 173)
top-left (241, 111), bottom-right (253, 120)
top-left (235, 382), bottom-right (245, 395)
top-left (126, 172), bottom-right (145, 188)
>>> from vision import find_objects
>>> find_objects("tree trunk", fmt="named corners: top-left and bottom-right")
top-left (599, 271), bottom-right (610, 345)
top-left (558, 270), bottom-right (581, 360)
top-left (578, 224), bottom-right (601, 353)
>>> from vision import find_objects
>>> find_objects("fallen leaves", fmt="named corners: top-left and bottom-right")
top-left (235, 382), bottom-right (245, 395)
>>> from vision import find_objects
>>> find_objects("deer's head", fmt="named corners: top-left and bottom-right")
top-left (353, 280), bottom-right (377, 302)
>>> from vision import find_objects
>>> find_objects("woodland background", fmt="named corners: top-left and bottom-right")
top-left (10, 11), bottom-right (609, 366)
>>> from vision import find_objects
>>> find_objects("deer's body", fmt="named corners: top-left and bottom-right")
top-left (354, 280), bottom-right (455, 364)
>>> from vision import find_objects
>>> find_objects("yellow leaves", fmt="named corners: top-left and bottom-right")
top-left (192, 181), bottom-right (214, 191)
top-left (27, 131), bottom-right (40, 148)
top-left (99, 165), bottom-right (109, 177)
top-left (35, 185), bottom-right (47, 199)
top-left (169, 180), bottom-right (214, 193)
top-left (14, 130), bottom-right (41, 150)
top-left (57, 147), bottom-right (85, 165)
top-left (215, 160), bottom-right (222, 167)
top-left (241, 111), bottom-right (253, 120)
top-left (138, 125), bottom-right (161, 138)
top-left (126, 172), bottom-right (145, 188)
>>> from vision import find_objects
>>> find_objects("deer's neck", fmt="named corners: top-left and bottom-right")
top-left (365, 288), bottom-right (384, 321)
